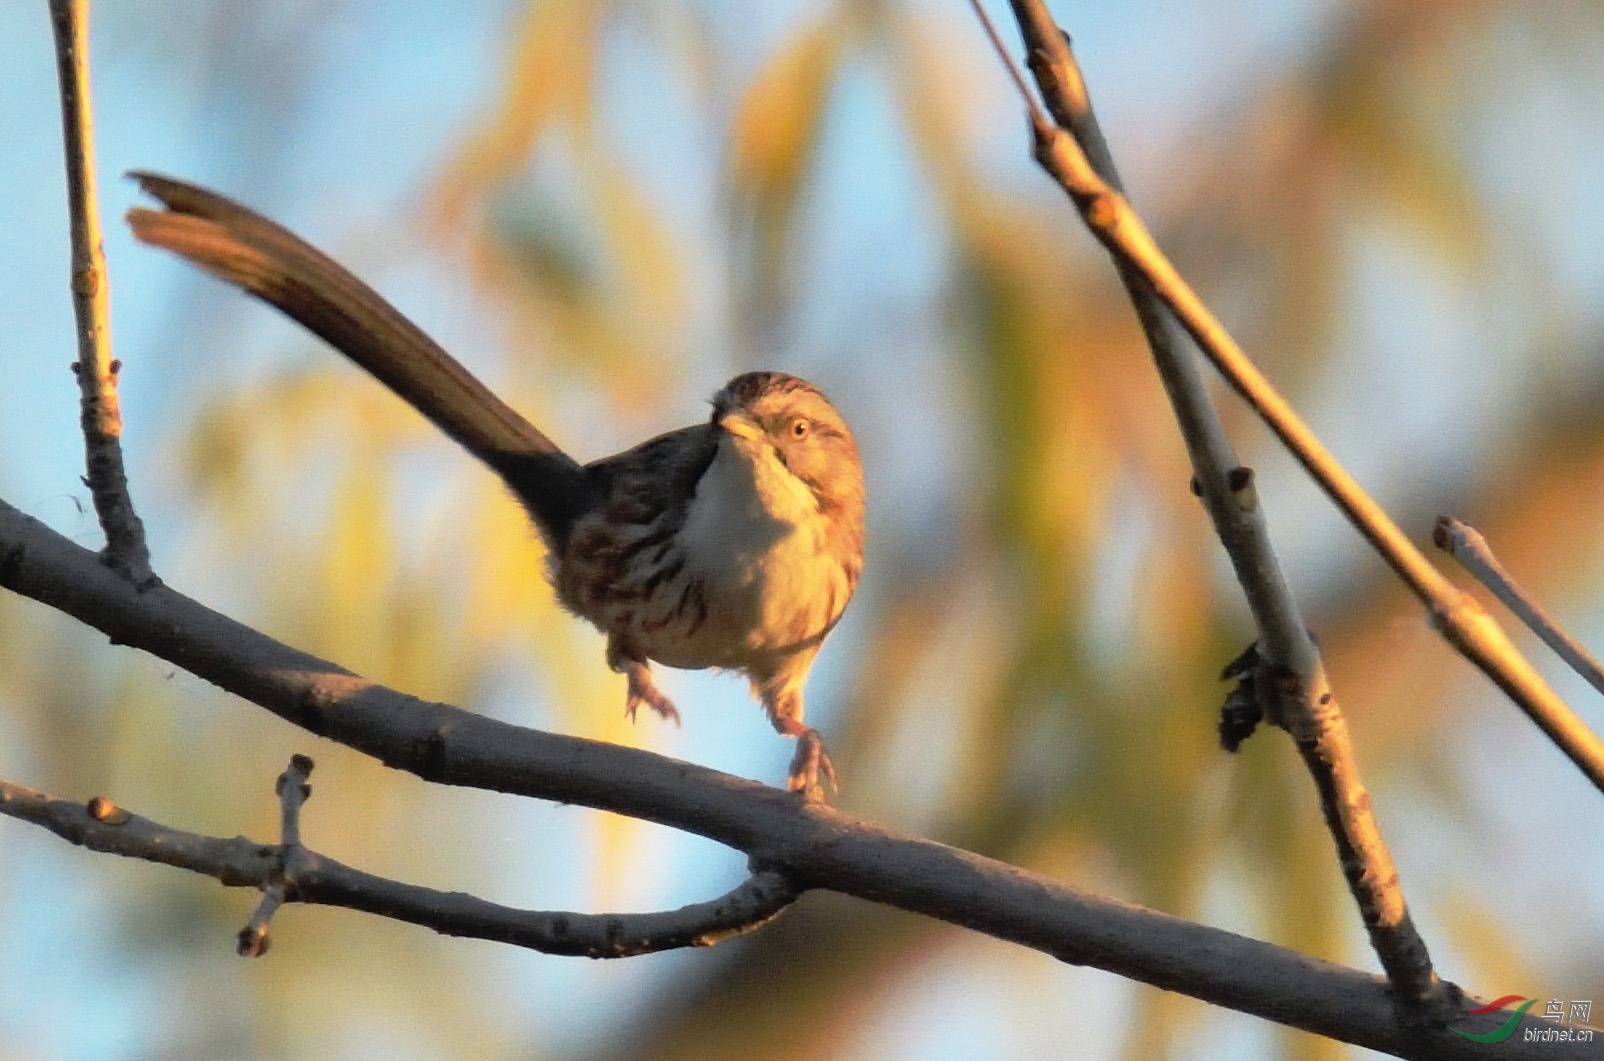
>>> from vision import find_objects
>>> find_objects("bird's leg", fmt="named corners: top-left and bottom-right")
top-left (775, 718), bottom-right (835, 800)
top-left (607, 640), bottom-right (680, 726)
top-left (764, 687), bottom-right (835, 800)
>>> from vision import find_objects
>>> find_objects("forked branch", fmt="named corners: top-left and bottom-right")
top-left (975, 0), bottom-right (1441, 1014)
top-left (979, 2), bottom-right (1604, 797)
top-left (2, 496), bottom-right (1588, 1056)
top-left (0, 764), bottom-right (798, 961)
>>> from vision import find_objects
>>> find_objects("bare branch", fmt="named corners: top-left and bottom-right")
top-left (1435, 516), bottom-right (1604, 699)
top-left (983, 3), bottom-right (1604, 801)
top-left (237, 754), bottom-right (315, 956)
top-left (989, 2), bottom-right (1442, 1014)
top-left (275, 753), bottom-right (314, 848)
top-left (0, 775), bottom-right (800, 959)
top-left (304, 863), bottom-right (799, 958)
top-left (2, 498), bottom-right (1594, 1056)
top-left (47, 0), bottom-right (154, 586)
top-left (236, 882), bottom-right (284, 958)
top-left (964, 0), bottom-right (1051, 136)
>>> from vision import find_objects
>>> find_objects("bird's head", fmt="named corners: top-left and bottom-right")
top-left (711, 372), bottom-right (865, 538)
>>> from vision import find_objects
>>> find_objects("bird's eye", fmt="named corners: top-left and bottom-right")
top-left (789, 418), bottom-right (810, 440)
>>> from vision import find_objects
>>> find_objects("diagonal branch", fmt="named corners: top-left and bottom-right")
top-left (47, 0), bottom-right (154, 586)
top-left (984, 0), bottom-right (1440, 1014)
top-left (1, 496), bottom-right (1592, 1057)
top-left (985, 3), bottom-right (1604, 802)
top-left (1435, 516), bottom-right (1604, 699)
top-left (0, 776), bottom-right (799, 959)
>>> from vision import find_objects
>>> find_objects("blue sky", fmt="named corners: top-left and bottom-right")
top-left (4, 2), bottom-right (1604, 1058)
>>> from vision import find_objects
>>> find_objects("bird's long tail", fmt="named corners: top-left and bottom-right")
top-left (127, 172), bottom-right (592, 546)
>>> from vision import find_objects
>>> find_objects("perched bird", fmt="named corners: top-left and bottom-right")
top-left (127, 173), bottom-right (864, 797)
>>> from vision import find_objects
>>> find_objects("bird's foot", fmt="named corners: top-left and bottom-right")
top-left (622, 662), bottom-right (681, 726)
top-left (779, 722), bottom-right (836, 802)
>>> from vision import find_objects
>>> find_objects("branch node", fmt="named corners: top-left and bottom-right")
top-left (1226, 466), bottom-right (1256, 511)
top-left (238, 755), bottom-right (318, 955)
top-left (71, 264), bottom-right (99, 298)
top-left (85, 795), bottom-right (129, 824)
top-left (1083, 188), bottom-right (1120, 230)
top-left (414, 728), bottom-right (449, 782)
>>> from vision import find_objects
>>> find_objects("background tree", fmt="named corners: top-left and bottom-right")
top-left (2, 1), bottom-right (1602, 1058)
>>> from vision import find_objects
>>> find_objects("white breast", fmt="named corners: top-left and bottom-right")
top-left (674, 435), bottom-right (846, 666)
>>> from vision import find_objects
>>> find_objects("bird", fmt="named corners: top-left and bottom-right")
top-left (126, 173), bottom-right (864, 799)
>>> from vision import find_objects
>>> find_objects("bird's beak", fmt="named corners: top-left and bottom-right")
top-left (718, 412), bottom-right (764, 443)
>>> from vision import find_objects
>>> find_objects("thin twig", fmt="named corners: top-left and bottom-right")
top-left (49, 0), bottom-right (154, 586)
top-left (984, 1), bottom-right (1604, 800)
top-left (275, 753), bottom-right (314, 848)
top-left (2, 497), bottom-right (1588, 1056)
top-left (967, 0), bottom-right (1052, 135)
top-left (236, 883), bottom-right (284, 957)
top-left (1436, 516), bottom-right (1604, 699)
top-left (986, 2), bottom-right (1443, 1014)
top-left (2, 777), bottom-right (800, 960)
top-left (237, 754), bottom-right (316, 956)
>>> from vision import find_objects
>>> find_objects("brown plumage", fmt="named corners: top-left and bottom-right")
top-left (126, 173), bottom-right (864, 797)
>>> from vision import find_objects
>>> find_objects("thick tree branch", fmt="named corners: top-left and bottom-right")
top-left (1435, 516), bottom-right (1604, 699)
top-left (978, 3), bottom-right (1604, 801)
top-left (47, 0), bottom-right (153, 585)
top-left (0, 776), bottom-right (798, 959)
top-left (0, 497), bottom-right (1593, 1058)
top-left (980, 0), bottom-right (1440, 1013)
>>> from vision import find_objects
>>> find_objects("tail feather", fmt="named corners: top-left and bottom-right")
top-left (127, 172), bottom-right (592, 546)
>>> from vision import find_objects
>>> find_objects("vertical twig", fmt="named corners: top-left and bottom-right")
top-left (49, 0), bottom-right (155, 587)
top-left (238, 754), bottom-right (316, 957)
top-left (974, 0), bottom-right (1445, 1016)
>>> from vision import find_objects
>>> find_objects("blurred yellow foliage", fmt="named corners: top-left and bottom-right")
top-left (8, 1), bottom-right (1604, 1059)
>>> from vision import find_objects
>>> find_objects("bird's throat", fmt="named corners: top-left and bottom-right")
top-left (681, 437), bottom-right (820, 571)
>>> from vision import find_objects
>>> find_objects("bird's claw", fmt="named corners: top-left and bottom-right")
top-left (786, 728), bottom-right (836, 802)
top-left (623, 666), bottom-right (681, 726)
